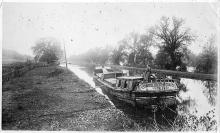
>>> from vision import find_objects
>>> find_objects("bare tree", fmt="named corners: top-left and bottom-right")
top-left (151, 16), bottom-right (195, 71)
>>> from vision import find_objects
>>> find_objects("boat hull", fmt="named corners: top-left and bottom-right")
top-left (93, 77), bottom-right (178, 109)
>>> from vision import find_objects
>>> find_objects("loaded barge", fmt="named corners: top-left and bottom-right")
top-left (93, 66), bottom-right (179, 110)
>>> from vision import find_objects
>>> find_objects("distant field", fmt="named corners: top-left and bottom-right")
top-left (2, 58), bottom-right (26, 65)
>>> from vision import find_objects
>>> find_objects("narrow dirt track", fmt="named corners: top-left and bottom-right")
top-left (2, 66), bottom-right (117, 130)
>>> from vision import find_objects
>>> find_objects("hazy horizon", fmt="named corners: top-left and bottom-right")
top-left (3, 2), bottom-right (218, 57)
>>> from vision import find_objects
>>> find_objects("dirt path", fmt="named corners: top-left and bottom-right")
top-left (2, 66), bottom-right (126, 130)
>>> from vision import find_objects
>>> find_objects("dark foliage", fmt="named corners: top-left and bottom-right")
top-left (151, 16), bottom-right (195, 71)
top-left (195, 35), bottom-right (217, 74)
top-left (32, 37), bottom-right (63, 64)
top-left (112, 32), bottom-right (154, 67)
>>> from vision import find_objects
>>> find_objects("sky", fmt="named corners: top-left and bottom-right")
top-left (2, 2), bottom-right (219, 57)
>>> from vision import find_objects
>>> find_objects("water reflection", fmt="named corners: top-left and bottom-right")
top-left (203, 81), bottom-right (217, 106)
top-left (179, 79), bottom-right (216, 117)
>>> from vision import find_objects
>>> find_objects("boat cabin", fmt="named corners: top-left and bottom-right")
top-left (116, 76), bottom-right (144, 91)
top-left (94, 67), bottom-right (116, 75)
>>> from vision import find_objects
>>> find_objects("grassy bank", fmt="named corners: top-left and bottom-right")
top-left (2, 65), bottom-right (110, 130)
top-left (2, 65), bottom-right (155, 131)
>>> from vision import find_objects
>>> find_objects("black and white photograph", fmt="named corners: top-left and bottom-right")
top-left (1, 0), bottom-right (219, 131)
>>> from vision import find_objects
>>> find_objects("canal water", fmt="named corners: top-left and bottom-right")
top-left (62, 64), bottom-right (217, 130)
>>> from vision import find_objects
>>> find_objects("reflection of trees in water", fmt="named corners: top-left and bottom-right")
top-left (174, 80), bottom-right (217, 131)
top-left (202, 81), bottom-right (217, 106)
top-left (177, 97), bottom-right (199, 123)
top-left (172, 108), bottom-right (217, 131)
top-left (175, 96), bottom-right (216, 131)
top-left (177, 81), bottom-right (187, 92)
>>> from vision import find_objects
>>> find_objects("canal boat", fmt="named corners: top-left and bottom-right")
top-left (93, 66), bottom-right (179, 110)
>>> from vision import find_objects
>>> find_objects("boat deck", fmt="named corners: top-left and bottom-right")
top-left (105, 78), bottom-right (117, 85)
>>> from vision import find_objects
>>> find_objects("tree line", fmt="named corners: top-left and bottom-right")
top-left (69, 16), bottom-right (217, 74)
top-left (31, 16), bottom-right (217, 74)
top-left (31, 37), bottom-right (63, 64)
